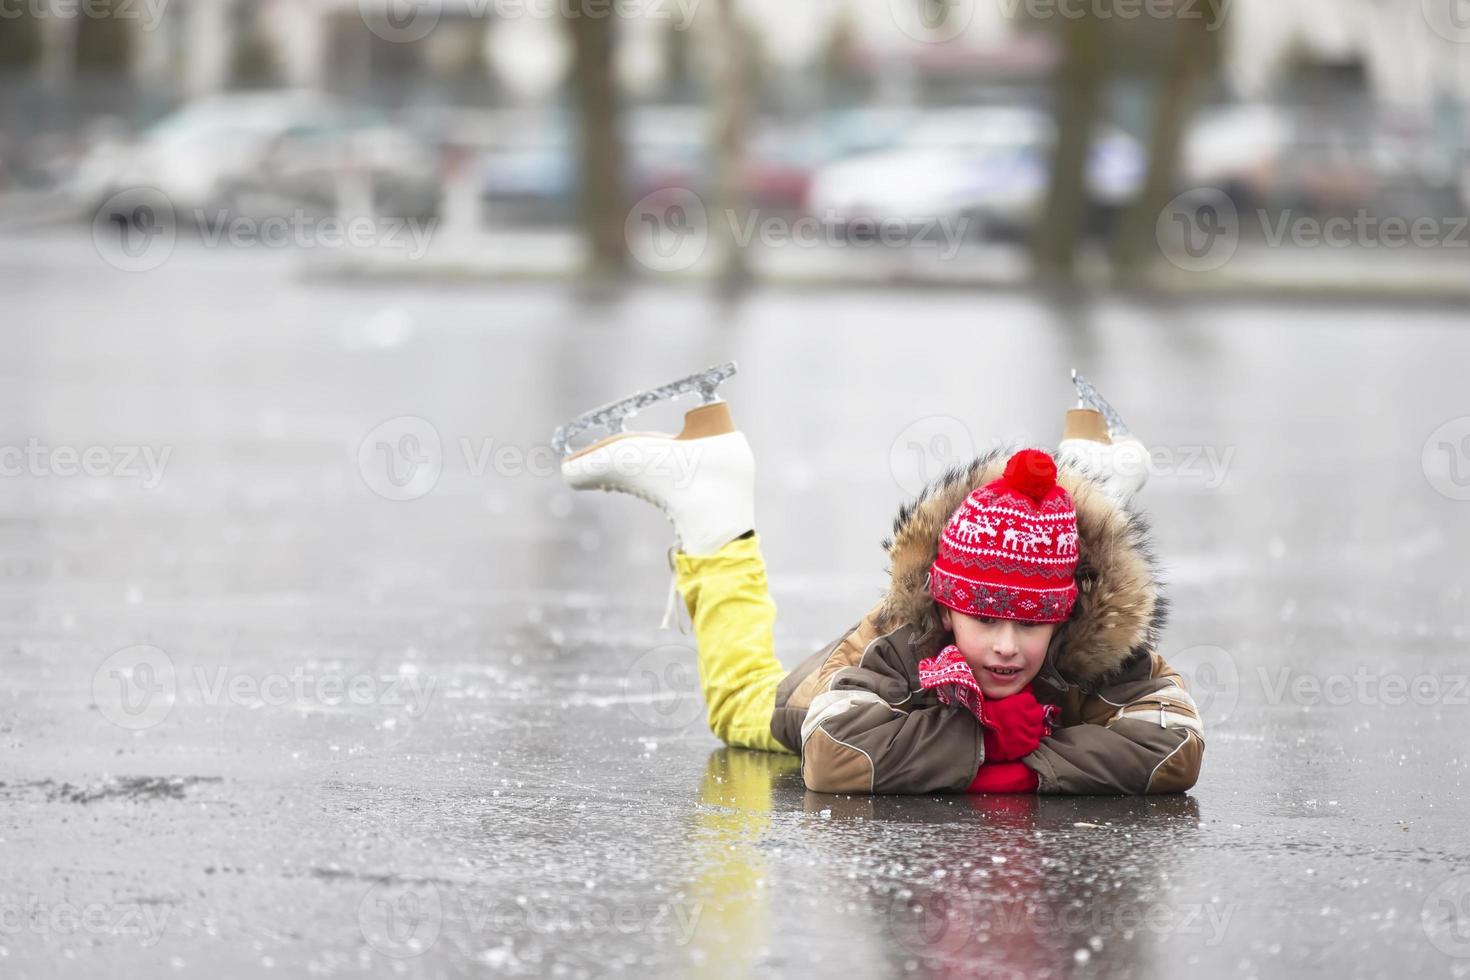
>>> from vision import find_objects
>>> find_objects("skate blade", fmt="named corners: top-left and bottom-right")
top-left (1071, 369), bottom-right (1133, 440)
top-left (552, 361), bottom-right (738, 459)
top-left (561, 429), bottom-right (671, 465)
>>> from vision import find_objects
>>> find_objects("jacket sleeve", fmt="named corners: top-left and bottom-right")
top-left (798, 620), bottom-right (983, 796)
top-left (1024, 652), bottom-right (1204, 795)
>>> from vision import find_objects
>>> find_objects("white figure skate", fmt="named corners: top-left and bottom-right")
top-left (1056, 370), bottom-right (1149, 505)
top-left (553, 362), bottom-right (755, 630)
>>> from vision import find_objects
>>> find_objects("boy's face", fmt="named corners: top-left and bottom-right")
top-left (940, 606), bottom-right (1056, 699)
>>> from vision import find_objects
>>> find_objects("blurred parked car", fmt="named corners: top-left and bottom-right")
top-left (804, 106), bottom-right (1145, 240)
top-left (70, 91), bottom-right (441, 223)
top-left (1182, 103), bottom-right (1465, 219)
top-left (1180, 104), bottom-right (1291, 210)
top-left (478, 108), bottom-right (707, 225)
top-left (477, 107), bottom-right (824, 224)
top-left (817, 106), bottom-right (918, 159)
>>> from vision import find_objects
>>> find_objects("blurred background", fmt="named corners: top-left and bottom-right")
top-left (4, 0), bottom-right (1470, 288)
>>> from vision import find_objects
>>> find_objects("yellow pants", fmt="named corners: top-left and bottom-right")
top-left (672, 533), bottom-right (796, 755)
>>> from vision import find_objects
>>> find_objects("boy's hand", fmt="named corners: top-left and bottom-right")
top-left (980, 688), bottom-right (1058, 762)
top-left (917, 645), bottom-right (984, 721)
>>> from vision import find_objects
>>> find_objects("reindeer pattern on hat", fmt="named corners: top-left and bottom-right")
top-left (941, 497), bottom-right (1079, 581)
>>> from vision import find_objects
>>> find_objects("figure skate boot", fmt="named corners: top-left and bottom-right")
top-left (1056, 370), bottom-right (1149, 505)
top-left (553, 363), bottom-right (755, 629)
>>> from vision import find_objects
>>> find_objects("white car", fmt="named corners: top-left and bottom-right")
top-left (804, 107), bottom-right (1145, 238)
top-left (72, 91), bottom-right (440, 222)
top-left (1180, 104), bottom-right (1291, 209)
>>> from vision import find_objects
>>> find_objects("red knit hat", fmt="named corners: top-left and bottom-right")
top-left (928, 449), bottom-right (1079, 624)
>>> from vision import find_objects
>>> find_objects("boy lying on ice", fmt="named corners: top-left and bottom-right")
top-left (556, 367), bottom-right (1203, 795)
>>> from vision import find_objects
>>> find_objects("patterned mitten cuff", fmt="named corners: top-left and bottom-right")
top-left (917, 644), bottom-right (985, 722)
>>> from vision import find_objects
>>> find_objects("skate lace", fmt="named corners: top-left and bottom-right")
top-left (661, 545), bottom-right (689, 635)
top-left (592, 482), bottom-right (689, 635)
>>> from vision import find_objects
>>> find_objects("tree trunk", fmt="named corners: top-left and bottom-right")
top-left (566, 3), bottom-right (627, 278)
top-left (710, 0), bottom-right (751, 293)
top-left (1031, 11), bottom-right (1106, 283)
top-left (1110, 0), bottom-right (1222, 281)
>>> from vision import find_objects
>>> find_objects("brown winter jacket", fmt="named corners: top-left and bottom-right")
top-left (768, 449), bottom-right (1204, 795)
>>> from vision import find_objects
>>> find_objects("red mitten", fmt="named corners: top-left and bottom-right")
top-left (967, 761), bottom-right (1039, 794)
top-left (917, 644), bottom-right (984, 721)
top-left (980, 686), bottom-right (1058, 762)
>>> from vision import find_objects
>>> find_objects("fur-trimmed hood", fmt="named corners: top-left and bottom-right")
top-left (874, 446), bottom-right (1168, 692)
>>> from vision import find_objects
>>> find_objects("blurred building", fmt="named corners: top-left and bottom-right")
top-left (9, 0), bottom-right (1470, 118)
top-left (7, 0), bottom-right (1067, 117)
